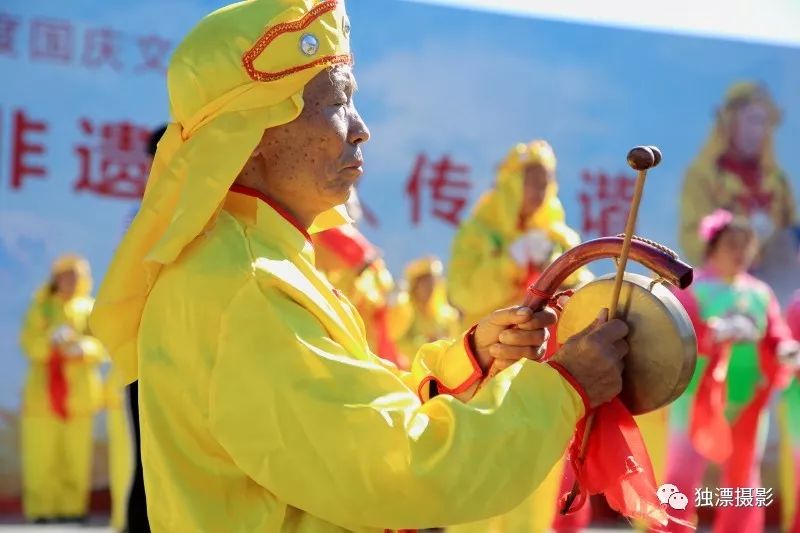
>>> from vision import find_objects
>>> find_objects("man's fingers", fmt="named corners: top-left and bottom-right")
top-left (516, 307), bottom-right (558, 330)
top-left (612, 339), bottom-right (629, 359)
top-left (488, 306), bottom-right (534, 327)
top-left (498, 327), bottom-right (549, 347)
top-left (489, 343), bottom-right (542, 361)
top-left (588, 318), bottom-right (630, 343)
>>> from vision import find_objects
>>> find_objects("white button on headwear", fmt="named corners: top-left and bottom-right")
top-left (300, 33), bottom-right (319, 56)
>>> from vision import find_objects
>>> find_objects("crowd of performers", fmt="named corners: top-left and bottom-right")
top-left (14, 21), bottom-right (800, 533)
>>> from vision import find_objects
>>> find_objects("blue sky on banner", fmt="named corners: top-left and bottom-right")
top-left (1, 0), bottom-right (799, 409)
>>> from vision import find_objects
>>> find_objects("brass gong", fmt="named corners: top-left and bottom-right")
top-left (556, 272), bottom-right (697, 415)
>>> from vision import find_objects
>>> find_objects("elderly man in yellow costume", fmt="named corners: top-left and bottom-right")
top-left (19, 254), bottom-right (105, 524)
top-left (90, 2), bottom-right (631, 531)
top-left (390, 257), bottom-right (461, 362)
top-left (679, 82), bottom-right (797, 267)
top-left (447, 140), bottom-right (592, 533)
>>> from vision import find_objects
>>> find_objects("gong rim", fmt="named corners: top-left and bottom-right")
top-left (555, 272), bottom-right (697, 415)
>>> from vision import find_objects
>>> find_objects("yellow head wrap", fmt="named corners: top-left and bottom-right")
top-left (91, 0), bottom-right (353, 384)
top-left (404, 256), bottom-right (443, 283)
top-left (403, 256), bottom-right (450, 314)
top-left (694, 81), bottom-right (781, 172)
top-left (473, 139), bottom-right (566, 237)
top-left (49, 253), bottom-right (93, 299)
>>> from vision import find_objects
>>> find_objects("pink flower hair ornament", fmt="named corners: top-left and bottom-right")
top-left (699, 209), bottom-right (734, 243)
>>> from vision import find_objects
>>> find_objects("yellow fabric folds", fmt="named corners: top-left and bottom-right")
top-left (91, 0), bottom-right (352, 384)
top-left (135, 190), bottom-right (584, 531)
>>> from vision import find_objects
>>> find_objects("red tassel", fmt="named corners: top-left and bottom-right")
top-left (47, 346), bottom-right (69, 420)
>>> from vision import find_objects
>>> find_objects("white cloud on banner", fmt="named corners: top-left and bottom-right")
top-left (407, 0), bottom-right (800, 48)
top-left (358, 40), bottom-right (620, 178)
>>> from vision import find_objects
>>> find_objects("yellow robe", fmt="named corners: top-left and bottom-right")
top-left (105, 366), bottom-right (132, 531)
top-left (19, 290), bottom-right (104, 519)
top-left (135, 190), bottom-right (585, 532)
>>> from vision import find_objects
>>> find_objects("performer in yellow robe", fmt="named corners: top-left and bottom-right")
top-left (19, 254), bottom-right (104, 523)
top-left (447, 140), bottom-right (592, 533)
top-left (90, 2), bottom-right (630, 531)
top-left (679, 81), bottom-right (796, 267)
top-left (390, 257), bottom-right (461, 361)
top-left (448, 140), bottom-right (592, 329)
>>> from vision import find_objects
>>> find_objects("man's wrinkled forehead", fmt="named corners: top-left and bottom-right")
top-left (328, 65), bottom-right (357, 92)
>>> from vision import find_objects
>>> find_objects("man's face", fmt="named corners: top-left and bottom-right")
top-left (253, 65), bottom-right (370, 218)
top-left (54, 270), bottom-right (78, 299)
top-left (410, 273), bottom-right (435, 305)
top-left (709, 227), bottom-right (757, 274)
top-left (730, 102), bottom-right (770, 159)
top-left (520, 163), bottom-right (552, 220)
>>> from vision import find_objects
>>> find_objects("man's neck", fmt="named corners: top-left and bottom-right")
top-left (233, 179), bottom-right (317, 230)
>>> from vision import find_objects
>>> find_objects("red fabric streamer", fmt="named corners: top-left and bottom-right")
top-left (47, 346), bottom-right (69, 420)
top-left (565, 399), bottom-right (672, 528)
top-left (791, 490), bottom-right (800, 533)
top-left (689, 342), bottom-right (733, 463)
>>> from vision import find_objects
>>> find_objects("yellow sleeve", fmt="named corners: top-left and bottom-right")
top-left (679, 164), bottom-right (716, 266)
top-left (448, 219), bottom-right (522, 316)
top-left (19, 295), bottom-right (51, 362)
top-left (208, 279), bottom-right (584, 530)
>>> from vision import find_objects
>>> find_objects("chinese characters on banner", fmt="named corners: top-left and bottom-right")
top-left (694, 487), bottom-right (774, 508)
top-left (578, 169), bottom-right (636, 238)
top-left (0, 12), bottom-right (171, 73)
top-left (2, 107), bottom-right (152, 200)
top-left (405, 153), bottom-right (472, 227)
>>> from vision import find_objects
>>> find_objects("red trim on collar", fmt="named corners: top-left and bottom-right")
top-left (229, 184), bottom-right (311, 242)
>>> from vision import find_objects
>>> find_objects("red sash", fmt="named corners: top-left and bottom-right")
top-left (47, 346), bottom-right (69, 420)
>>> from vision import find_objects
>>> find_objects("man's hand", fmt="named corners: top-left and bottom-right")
top-left (473, 305), bottom-right (558, 373)
top-left (550, 308), bottom-right (629, 408)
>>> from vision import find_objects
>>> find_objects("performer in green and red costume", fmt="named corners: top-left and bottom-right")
top-left (665, 209), bottom-right (800, 533)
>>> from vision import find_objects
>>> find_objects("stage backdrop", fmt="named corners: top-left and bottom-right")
top-left (1, 0), bottom-right (799, 497)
